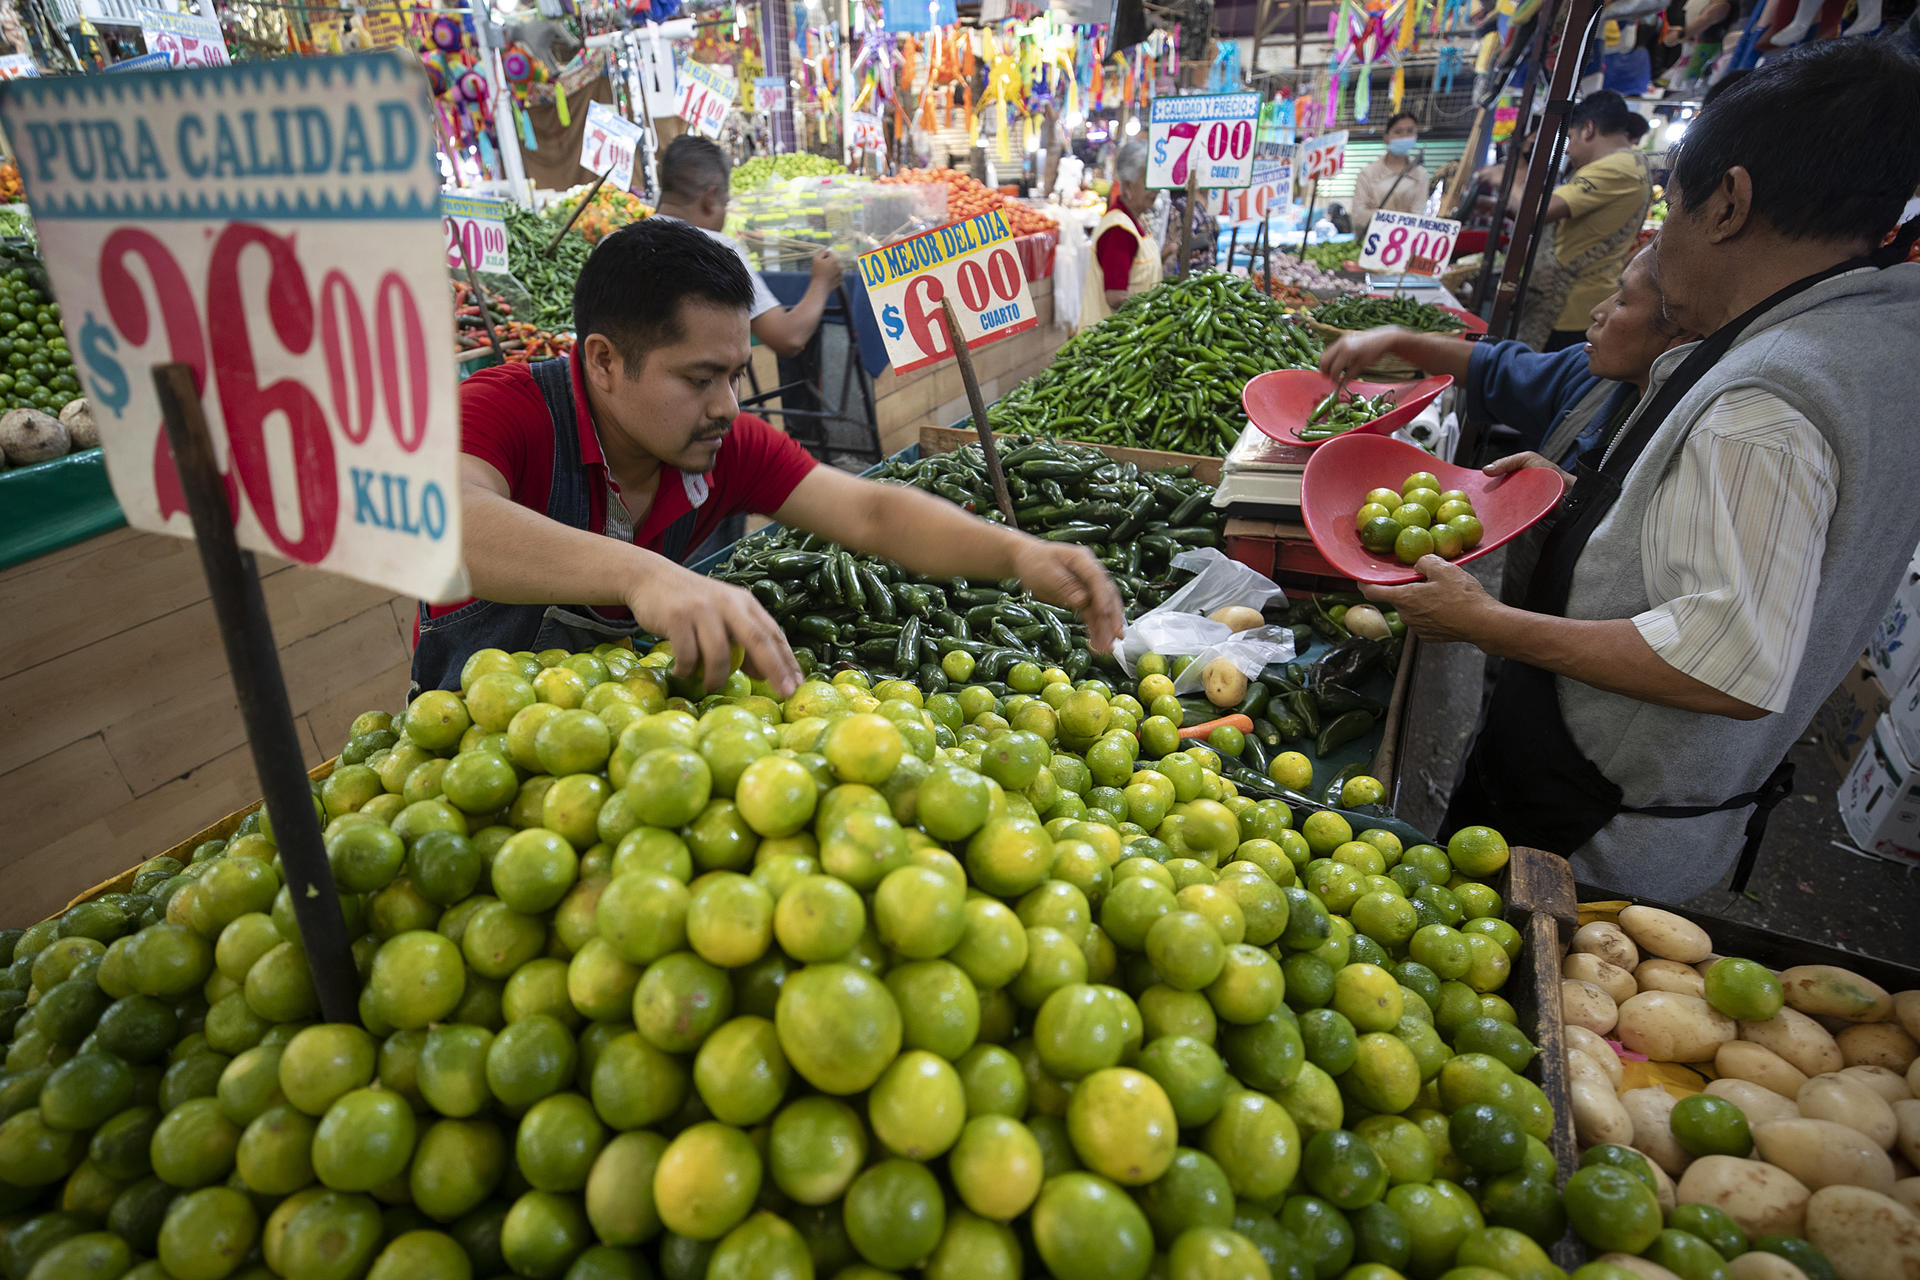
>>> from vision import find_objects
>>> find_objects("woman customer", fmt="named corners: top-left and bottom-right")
top-left (1351, 113), bottom-right (1431, 236)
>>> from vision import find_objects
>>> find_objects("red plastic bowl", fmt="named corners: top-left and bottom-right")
top-left (1242, 371), bottom-right (1454, 448)
top-left (1300, 434), bottom-right (1564, 585)
top-left (1434, 303), bottom-right (1490, 336)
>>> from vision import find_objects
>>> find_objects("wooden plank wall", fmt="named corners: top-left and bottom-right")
top-left (0, 529), bottom-right (413, 925)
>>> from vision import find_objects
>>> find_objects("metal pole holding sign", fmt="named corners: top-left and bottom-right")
top-left (1298, 180), bottom-right (1318, 260)
top-left (152, 364), bottom-right (360, 1024)
top-left (939, 297), bottom-right (1018, 528)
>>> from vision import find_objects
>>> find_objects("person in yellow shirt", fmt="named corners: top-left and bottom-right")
top-left (1519, 91), bottom-right (1653, 350)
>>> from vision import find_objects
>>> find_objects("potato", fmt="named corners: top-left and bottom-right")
top-left (58, 398), bottom-right (96, 450)
top-left (1800, 1074), bottom-right (1899, 1149)
top-left (1639, 958), bottom-right (1711, 1000)
top-left (1676, 1155), bottom-right (1812, 1237)
top-left (1568, 1025), bottom-right (1626, 1088)
top-left (1896, 1100), bottom-right (1920, 1168)
top-left (1909, 1059), bottom-right (1920, 1098)
top-left (1566, 952), bottom-right (1639, 1006)
top-left (1565, 978), bottom-right (1621, 1035)
top-left (1784, 966), bottom-right (1895, 1023)
top-left (1341, 604), bottom-right (1392, 640)
top-left (1573, 1073), bottom-right (1637, 1147)
top-left (1575, 921), bottom-right (1642, 972)
top-left (0, 407), bottom-right (68, 465)
top-left (1621, 905), bottom-right (1714, 964)
top-left (1897, 992), bottom-right (1920, 1043)
top-left (1639, 1149), bottom-right (1679, 1210)
top-left (1622, 1087), bottom-right (1693, 1176)
top-left (1618, 990), bottom-right (1738, 1063)
top-left (1839, 1066), bottom-right (1913, 1104)
top-left (1705, 1078), bottom-right (1804, 1130)
top-left (1208, 605), bottom-right (1265, 634)
top-left (1840, 1023), bottom-right (1920, 1071)
top-left (1804, 1185), bottom-right (1920, 1280)
top-left (1718, 1041), bottom-right (1811, 1099)
top-left (1202, 657), bottom-right (1248, 708)
top-left (1743, 1008), bottom-right (1846, 1078)
top-left (1753, 1117), bottom-right (1897, 1193)
top-left (1893, 1178), bottom-right (1920, 1214)
top-left (1601, 1255), bottom-right (1687, 1280)
top-left (1728, 1252), bottom-right (1814, 1280)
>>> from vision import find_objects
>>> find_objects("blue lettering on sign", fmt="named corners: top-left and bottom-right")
top-left (352, 468), bottom-right (447, 540)
top-left (979, 303), bottom-right (1021, 330)
top-left (1210, 164), bottom-right (1236, 179)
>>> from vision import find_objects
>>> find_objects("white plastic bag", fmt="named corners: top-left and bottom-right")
top-left (1118, 548), bottom-right (1295, 678)
top-left (1170, 625), bottom-right (1300, 697)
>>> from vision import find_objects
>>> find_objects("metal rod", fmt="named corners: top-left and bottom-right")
top-left (1488, 0), bottom-right (1600, 339)
top-left (939, 297), bottom-right (1018, 529)
top-left (151, 363), bottom-right (360, 1025)
top-left (1298, 179), bottom-right (1318, 259)
top-left (547, 167), bottom-right (611, 253)
top-left (1180, 170), bottom-right (1198, 278)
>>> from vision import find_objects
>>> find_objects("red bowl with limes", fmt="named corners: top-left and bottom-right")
top-left (1300, 434), bottom-right (1564, 585)
top-left (1242, 371), bottom-right (1454, 448)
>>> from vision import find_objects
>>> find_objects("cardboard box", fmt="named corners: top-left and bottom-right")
top-left (1892, 657), bottom-right (1920, 767)
top-left (1836, 713), bottom-right (1920, 866)
top-left (1866, 550), bottom-right (1920, 691)
top-left (1813, 657), bottom-right (1891, 776)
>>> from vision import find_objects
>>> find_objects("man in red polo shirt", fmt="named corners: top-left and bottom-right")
top-left (417, 217), bottom-right (1122, 696)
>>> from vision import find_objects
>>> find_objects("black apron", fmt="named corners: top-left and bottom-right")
top-left (411, 357), bottom-right (704, 693)
top-left (1445, 261), bottom-right (1870, 881)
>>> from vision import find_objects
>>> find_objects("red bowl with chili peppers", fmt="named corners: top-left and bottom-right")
top-left (1242, 370), bottom-right (1453, 448)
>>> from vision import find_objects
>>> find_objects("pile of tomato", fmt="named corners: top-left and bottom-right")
top-left (878, 167), bottom-right (1057, 236)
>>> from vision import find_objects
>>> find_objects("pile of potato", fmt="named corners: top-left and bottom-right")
top-left (1560, 905), bottom-right (1920, 1280)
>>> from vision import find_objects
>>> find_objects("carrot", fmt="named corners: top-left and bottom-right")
top-left (1174, 714), bottom-right (1254, 741)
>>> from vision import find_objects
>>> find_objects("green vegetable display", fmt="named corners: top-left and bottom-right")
top-left (504, 204), bottom-right (593, 331)
top-left (1296, 239), bottom-right (1360, 271)
top-left (708, 436), bottom-right (1223, 682)
top-left (731, 152), bottom-right (847, 191)
top-left (0, 250), bottom-right (78, 417)
top-left (1299, 388), bottom-right (1397, 442)
top-left (987, 274), bottom-right (1324, 456)
top-left (1310, 294), bottom-right (1469, 335)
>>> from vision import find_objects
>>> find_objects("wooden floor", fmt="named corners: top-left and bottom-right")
top-left (0, 528), bottom-right (413, 925)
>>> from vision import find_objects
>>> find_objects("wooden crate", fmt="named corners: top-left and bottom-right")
top-left (1367, 635), bottom-right (1421, 800)
top-left (919, 425), bottom-right (1224, 485)
top-left (1503, 847), bottom-right (1586, 1270)
top-left (48, 758), bottom-right (340, 921)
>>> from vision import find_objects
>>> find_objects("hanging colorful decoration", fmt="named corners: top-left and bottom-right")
top-left (421, 16), bottom-right (506, 180)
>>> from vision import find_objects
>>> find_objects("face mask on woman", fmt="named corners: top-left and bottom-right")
top-left (1386, 136), bottom-right (1418, 157)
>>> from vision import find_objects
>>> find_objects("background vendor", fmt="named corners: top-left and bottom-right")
top-left (1351, 113), bottom-right (1431, 237)
top-left (652, 134), bottom-right (843, 359)
top-left (1080, 141), bottom-right (1162, 330)
top-left (418, 218), bottom-right (1122, 695)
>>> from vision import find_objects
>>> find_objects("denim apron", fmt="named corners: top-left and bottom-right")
top-left (411, 357), bottom-right (704, 692)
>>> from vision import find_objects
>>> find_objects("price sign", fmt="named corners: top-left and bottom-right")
top-left (441, 192), bottom-right (509, 274)
top-left (856, 210), bottom-right (1037, 375)
top-left (753, 76), bottom-right (788, 116)
top-left (1147, 92), bottom-right (1259, 190)
top-left (579, 101), bottom-right (641, 192)
top-left (849, 111), bottom-right (885, 155)
top-left (1301, 130), bottom-right (1348, 183)
top-left (362, 10), bottom-right (407, 49)
top-left (674, 59), bottom-right (736, 138)
top-left (0, 55), bottom-right (38, 80)
top-left (1211, 156), bottom-right (1292, 222)
top-left (1358, 209), bottom-right (1462, 277)
top-left (0, 52), bottom-right (465, 602)
top-left (138, 9), bottom-right (230, 67)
